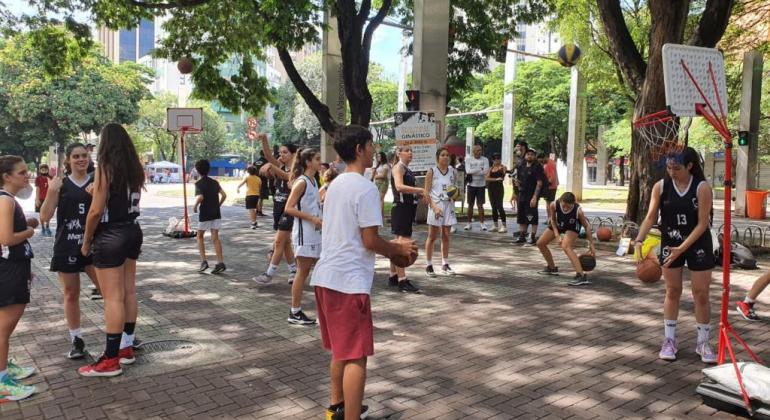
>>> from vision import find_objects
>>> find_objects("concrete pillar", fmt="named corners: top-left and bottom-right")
top-left (566, 67), bottom-right (586, 201)
top-left (501, 45), bottom-right (517, 169)
top-left (412, 0), bottom-right (450, 142)
top-left (465, 127), bottom-right (474, 156)
top-left (320, 11), bottom-right (346, 163)
top-left (596, 125), bottom-right (608, 185)
top-left (735, 51), bottom-right (763, 216)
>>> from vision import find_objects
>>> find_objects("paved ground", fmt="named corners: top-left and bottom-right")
top-left (3, 185), bottom-right (770, 419)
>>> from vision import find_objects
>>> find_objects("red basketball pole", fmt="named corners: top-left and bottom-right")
top-left (180, 127), bottom-right (190, 234)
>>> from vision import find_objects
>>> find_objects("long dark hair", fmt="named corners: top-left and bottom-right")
top-left (64, 143), bottom-right (87, 175)
top-left (0, 155), bottom-right (23, 187)
top-left (291, 148), bottom-right (319, 182)
top-left (376, 152), bottom-right (387, 167)
top-left (666, 146), bottom-right (705, 180)
top-left (97, 123), bottom-right (145, 192)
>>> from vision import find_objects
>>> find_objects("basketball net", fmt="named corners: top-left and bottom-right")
top-left (632, 110), bottom-right (686, 161)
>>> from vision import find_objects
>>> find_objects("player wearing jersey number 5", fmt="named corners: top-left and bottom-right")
top-left (424, 147), bottom-right (458, 277)
top-left (634, 147), bottom-right (715, 364)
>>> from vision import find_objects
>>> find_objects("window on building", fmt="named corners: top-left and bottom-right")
top-left (119, 28), bottom-right (137, 62)
top-left (138, 19), bottom-right (155, 59)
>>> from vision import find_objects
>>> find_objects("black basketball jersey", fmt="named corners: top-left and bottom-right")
top-left (101, 186), bottom-right (140, 224)
top-left (391, 162), bottom-right (416, 205)
top-left (274, 165), bottom-right (291, 203)
top-left (556, 202), bottom-right (580, 233)
top-left (0, 190), bottom-right (33, 260)
top-left (659, 176), bottom-right (704, 244)
top-left (54, 176), bottom-right (93, 256)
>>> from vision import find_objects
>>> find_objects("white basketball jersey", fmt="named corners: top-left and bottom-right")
top-left (293, 175), bottom-right (322, 246)
top-left (429, 166), bottom-right (456, 202)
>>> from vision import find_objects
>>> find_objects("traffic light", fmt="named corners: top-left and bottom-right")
top-left (738, 131), bottom-right (749, 146)
top-left (406, 90), bottom-right (420, 111)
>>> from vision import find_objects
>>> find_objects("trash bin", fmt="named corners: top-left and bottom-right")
top-left (745, 190), bottom-right (768, 220)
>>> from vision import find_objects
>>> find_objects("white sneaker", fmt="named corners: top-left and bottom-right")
top-left (450, 225), bottom-right (457, 233)
top-left (253, 273), bottom-right (273, 284)
top-left (696, 341), bottom-right (717, 364)
top-left (498, 225), bottom-right (507, 233)
top-left (464, 223), bottom-right (471, 231)
top-left (480, 223), bottom-right (488, 231)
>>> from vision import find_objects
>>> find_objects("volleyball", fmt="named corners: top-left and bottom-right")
top-left (446, 185), bottom-right (460, 201)
top-left (557, 43), bottom-right (582, 67)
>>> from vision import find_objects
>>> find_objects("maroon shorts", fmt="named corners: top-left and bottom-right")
top-left (314, 287), bottom-right (374, 361)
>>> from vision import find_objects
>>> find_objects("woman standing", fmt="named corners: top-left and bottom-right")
top-left (372, 152), bottom-right (391, 216)
top-left (389, 146), bottom-right (424, 293)
top-left (424, 147), bottom-right (458, 277)
top-left (486, 153), bottom-right (507, 233)
top-left (634, 147), bottom-right (715, 363)
top-left (34, 164), bottom-right (52, 236)
top-left (0, 155), bottom-right (37, 400)
top-left (236, 166), bottom-right (262, 229)
top-left (254, 134), bottom-right (298, 284)
top-left (40, 143), bottom-right (101, 360)
top-left (78, 123), bottom-right (144, 377)
top-left (283, 149), bottom-right (323, 325)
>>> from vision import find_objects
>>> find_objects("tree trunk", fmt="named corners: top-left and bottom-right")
top-left (618, 155), bottom-right (625, 186)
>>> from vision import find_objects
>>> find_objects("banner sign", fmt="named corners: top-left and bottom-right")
top-left (393, 111), bottom-right (438, 173)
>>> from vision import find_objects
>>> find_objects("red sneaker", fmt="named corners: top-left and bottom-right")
top-left (78, 355), bottom-right (122, 377)
top-left (736, 301), bottom-right (761, 321)
top-left (118, 347), bottom-right (135, 365)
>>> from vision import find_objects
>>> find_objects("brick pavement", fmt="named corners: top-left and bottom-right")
top-left (2, 200), bottom-right (769, 419)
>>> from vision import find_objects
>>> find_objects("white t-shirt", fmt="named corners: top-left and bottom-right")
top-left (465, 155), bottom-right (489, 188)
top-left (310, 172), bottom-right (383, 295)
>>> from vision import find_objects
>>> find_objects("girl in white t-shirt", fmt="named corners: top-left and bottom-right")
top-left (283, 148), bottom-right (323, 326)
top-left (424, 147), bottom-right (458, 277)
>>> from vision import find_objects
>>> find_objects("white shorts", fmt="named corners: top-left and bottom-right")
top-left (427, 201), bottom-right (457, 227)
top-left (197, 219), bottom-right (222, 231)
top-left (294, 243), bottom-right (321, 259)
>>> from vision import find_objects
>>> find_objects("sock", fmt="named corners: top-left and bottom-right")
top-left (69, 328), bottom-right (82, 341)
top-left (105, 333), bottom-right (122, 358)
top-left (426, 259), bottom-right (433, 267)
top-left (291, 307), bottom-right (301, 315)
top-left (664, 320), bottom-right (677, 340)
top-left (696, 323), bottom-right (711, 343)
top-left (442, 258), bottom-right (448, 266)
top-left (123, 322), bottom-right (136, 335)
top-left (266, 264), bottom-right (278, 277)
top-left (288, 263), bottom-right (297, 273)
top-left (0, 369), bottom-right (7, 381)
top-left (120, 333), bottom-right (135, 350)
top-left (745, 296), bottom-right (756, 304)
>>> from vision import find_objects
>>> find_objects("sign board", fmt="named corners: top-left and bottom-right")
top-left (393, 111), bottom-right (438, 173)
top-left (247, 130), bottom-right (257, 141)
top-left (247, 117), bottom-right (258, 129)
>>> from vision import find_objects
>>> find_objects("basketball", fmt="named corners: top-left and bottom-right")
top-left (636, 256), bottom-right (662, 284)
top-left (177, 57), bottom-right (194, 74)
top-left (26, 217), bottom-right (39, 229)
top-left (597, 226), bottom-right (612, 242)
top-left (390, 238), bottom-right (418, 268)
top-left (578, 254), bottom-right (596, 272)
top-left (557, 43), bottom-right (582, 67)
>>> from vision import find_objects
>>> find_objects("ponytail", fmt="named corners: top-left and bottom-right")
top-left (291, 148), bottom-right (319, 183)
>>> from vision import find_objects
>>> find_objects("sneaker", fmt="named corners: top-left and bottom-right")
top-left (441, 264), bottom-right (456, 276)
top-left (132, 337), bottom-right (142, 350)
top-left (568, 273), bottom-right (591, 286)
top-left (658, 337), bottom-right (678, 361)
top-left (251, 222), bottom-right (258, 229)
top-left (528, 233), bottom-right (537, 245)
top-left (463, 223), bottom-right (471, 231)
top-left (398, 280), bottom-right (420, 294)
top-left (480, 223), bottom-right (488, 231)
top-left (287, 310), bottom-right (316, 325)
top-left (68, 337), bottom-right (86, 360)
top-left (514, 235), bottom-right (526, 244)
top-left (425, 265), bottom-right (436, 278)
top-left (211, 263), bottom-right (226, 274)
top-left (77, 355), bottom-right (122, 377)
top-left (90, 289), bottom-right (103, 300)
top-left (540, 266), bottom-right (559, 275)
top-left (388, 274), bottom-right (398, 287)
top-left (696, 341), bottom-right (717, 364)
top-left (450, 225), bottom-right (457, 233)
top-left (0, 374), bottom-right (35, 401)
top-left (288, 270), bottom-right (297, 285)
top-left (6, 360), bottom-right (35, 380)
top-left (736, 301), bottom-right (760, 321)
top-left (198, 261), bottom-right (209, 273)
top-left (498, 225), bottom-right (507, 233)
top-left (118, 347), bottom-right (135, 365)
top-left (253, 273), bottom-right (273, 284)
top-left (326, 403), bottom-right (370, 420)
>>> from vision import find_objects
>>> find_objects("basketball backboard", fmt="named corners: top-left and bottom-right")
top-left (167, 107), bottom-right (203, 132)
top-left (662, 44), bottom-right (728, 118)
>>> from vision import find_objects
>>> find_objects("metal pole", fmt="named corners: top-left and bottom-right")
top-left (180, 128), bottom-right (190, 234)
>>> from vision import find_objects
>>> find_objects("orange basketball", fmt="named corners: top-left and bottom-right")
top-left (390, 238), bottom-right (418, 268)
top-left (597, 226), bottom-right (612, 242)
top-left (636, 256), bottom-right (662, 284)
top-left (26, 217), bottom-right (39, 229)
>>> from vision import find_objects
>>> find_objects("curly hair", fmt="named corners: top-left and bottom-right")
top-left (97, 123), bottom-right (145, 192)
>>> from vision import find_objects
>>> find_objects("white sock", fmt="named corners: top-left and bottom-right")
top-left (442, 258), bottom-right (448, 266)
top-left (426, 259), bottom-right (433, 267)
top-left (266, 264), bottom-right (278, 277)
top-left (69, 328), bottom-right (82, 342)
top-left (745, 296), bottom-right (756, 304)
top-left (664, 320), bottom-right (677, 340)
top-left (291, 307), bottom-right (301, 315)
top-left (696, 323), bottom-right (711, 343)
top-left (120, 333), bottom-right (135, 350)
top-left (288, 263), bottom-right (297, 272)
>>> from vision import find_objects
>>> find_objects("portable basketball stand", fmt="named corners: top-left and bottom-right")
top-left (167, 108), bottom-right (203, 239)
top-left (638, 44), bottom-right (767, 417)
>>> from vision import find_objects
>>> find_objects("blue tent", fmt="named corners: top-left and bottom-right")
top-left (208, 155), bottom-right (247, 177)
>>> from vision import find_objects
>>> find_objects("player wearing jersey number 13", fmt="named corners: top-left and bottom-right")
top-left (634, 147), bottom-right (716, 364)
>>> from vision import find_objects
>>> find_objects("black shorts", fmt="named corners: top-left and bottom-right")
top-left (0, 259), bottom-right (31, 307)
top-left (92, 222), bottom-right (143, 268)
top-left (517, 196), bottom-right (539, 225)
top-left (245, 195), bottom-right (259, 209)
top-left (660, 233), bottom-right (715, 271)
top-left (50, 254), bottom-right (93, 273)
top-left (273, 201), bottom-right (294, 231)
top-left (542, 189), bottom-right (557, 203)
top-left (391, 203), bottom-right (417, 237)
top-left (467, 186), bottom-right (486, 206)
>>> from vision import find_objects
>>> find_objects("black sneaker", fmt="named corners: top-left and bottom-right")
top-left (425, 265), bottom-right (436, 278)
top-left (90, 289), bottom-right (103, 300)
top-left (514, 235), bottom-right (526, 244)
top-left (568, 273), bottom-right (591, 287)
top-left (398, 279), bottom-right (420, 293)
top-left (540, 266), bottom-right (559, 275)
top-left (198, 261), bottom-right (209, 273)
top-left (327, 403), bottom-right (370, 420)
top-left (288, 270), bottom-right (297, 284)
top-left (441, 264), bottom-right (456, 276)
top-left (287, 310), bottom-right (316, 325)
top-left (251, 222), bottom-right (258, 229)
top-left (68, 337), bottom-right (86, 359)
top-left (211, 263), bottom-right (226, 274)
top-left (388, 274), bottom-right (398, 286)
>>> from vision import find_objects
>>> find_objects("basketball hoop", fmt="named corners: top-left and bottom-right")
top-left (632, 110), bottom-right (686, 162)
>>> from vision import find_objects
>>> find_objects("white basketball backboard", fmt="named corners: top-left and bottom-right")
top-left (662, 44), bottom-right (728, 118)
top-left (167, 107), bottom-right (203, 132)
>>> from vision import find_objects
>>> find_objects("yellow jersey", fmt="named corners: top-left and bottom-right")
top-left (245, 175), bottom-right (262, 196)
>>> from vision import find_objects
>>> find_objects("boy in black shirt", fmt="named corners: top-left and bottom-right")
top-left (513, 149), bottom-right (544, 244)
top-left (193, 160), bottom-right (227, 274)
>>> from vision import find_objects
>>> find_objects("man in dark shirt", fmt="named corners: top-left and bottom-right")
top-left (193, 159), bottom-right (227, 274)
top-left (513, 149), bottom-right (543, 244)
top-left (253, 151), bottom-right (270, 216)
